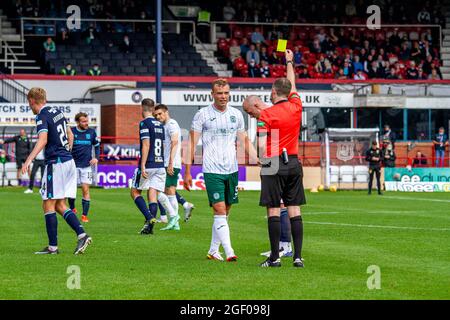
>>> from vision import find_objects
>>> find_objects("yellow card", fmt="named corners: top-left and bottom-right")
top-left (276, 39), bottom-right (287, 52)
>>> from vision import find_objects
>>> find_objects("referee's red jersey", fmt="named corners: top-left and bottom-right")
top-left (257, 92), bottom-right (303, 158)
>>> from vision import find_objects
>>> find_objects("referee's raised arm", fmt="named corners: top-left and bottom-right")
top-left (285, 49), bottom-right (297, 93)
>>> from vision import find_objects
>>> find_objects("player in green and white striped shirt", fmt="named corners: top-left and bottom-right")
top-left (183, 78), bottom-right (258, 262)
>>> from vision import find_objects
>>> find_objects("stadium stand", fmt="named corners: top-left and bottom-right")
top-left (0, 0), bottom-right (447, 78)
top-left (43, 33), bottom-right (215, 76)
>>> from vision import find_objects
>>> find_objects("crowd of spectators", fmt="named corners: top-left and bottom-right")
top-left (9, 0), bottom-right (154, 21)
top-left (217, 0), bottom-right (446, 26)
top-left (219, 25), bottom-right (443, 79)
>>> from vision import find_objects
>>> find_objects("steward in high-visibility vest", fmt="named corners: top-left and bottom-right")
top-left (197, 9), bottom-right (211, 26)
top-left (87, 64), bottom-right (102, 76)
top-left (60, 63), bottom-right (76, 75)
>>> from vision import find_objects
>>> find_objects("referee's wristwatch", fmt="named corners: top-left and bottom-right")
top-left (286, 60), bottom-right (294, 65)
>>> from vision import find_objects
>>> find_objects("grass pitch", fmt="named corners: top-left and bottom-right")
top-left (0, 187), bottom-right (449, 300)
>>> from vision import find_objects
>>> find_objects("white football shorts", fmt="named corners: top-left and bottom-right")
top-left (131, 167), bottom-right (166, 192)
top-left (40, 160), bottom-right (77, 200)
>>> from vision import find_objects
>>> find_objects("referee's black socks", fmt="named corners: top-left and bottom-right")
top-left (268, 216), bottom-right (281, 261)
top-left (290, 215), bottom-right (303, 260)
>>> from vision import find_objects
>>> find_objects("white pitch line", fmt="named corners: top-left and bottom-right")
top-left (305, 221), bottom-right (450, 232)
top-left (305, 212), bottom-right (340, 215)
top-left (384, 196), bottom-right (450, 203)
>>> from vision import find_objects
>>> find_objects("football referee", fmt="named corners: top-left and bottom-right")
top-left (243, 49), bottom-right (306, 268)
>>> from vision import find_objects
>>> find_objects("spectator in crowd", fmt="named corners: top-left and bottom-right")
top-left (240, 37), bottom-right (250, 58)
top-left (262, 6), bottom-right (273, 23)
top-left (267, 20), bottom-right (283, 40)
top-left (314, 55), bottom-right (326, 73)
top-left (0, 129), bottom-right (31, 185)
top-left (57, 28), bottom-right (72, 45)
top-left (382, 124), bottom-right (396, 149)
top-left (353, 69), bottom-right (366, 80)
top-left (268, 50), bottom-right (280, 65)
top-left (299, 67), bottom-right (310, 78)
top-left (259, 46), bottom-right (269, 63)
top-left (335, 68), bottom-right (348, 79)
top-left (430, 61), bottom-right (443, 79)
top-left (223, 1), bottom-right (236, 21)
top-left (291, 46), bottom-right (302, 63)
top-left (120, 34), bottom-right (134, 53)
top-left (352, 55), bottom-right (363, 73)
top-left (406, 61), bottom-right (419, 79)
top-left (386, 66), bottom-right (400, 79)
top-left (422, 54), bottom-right (434, 75)
top-left (196, 7), bottom-right (211, 43)
top-left (398, 42), bottom-right (411, 61)
top-left (409, 41), bottom-right (422, 65)
top-left (417, 67), bottom-right (427, 80)
top-left (251, 27), bottom-right (266, 45)
top-left (433, 127), bottom-right (449, 167)
top-left (413, 151), bottom-right (428, 167)
top-left (229, 39), bottom-right (241, 62)
top-left (43, 37), bottom-right (56, 52)
top-left (328, 27), bottom-right (339, 45)
top-left (388, 28), bottom-right (402, 50)
top-left (382, 142), bottom-right (396, 168)
top-left (247, 59), bottom-right (260, 77)
top-left (310, 38), bottom-right (322, 53)
top-left (345, 0), bottom-right (357, 16)
top-left (24, 148), bottom-right (45, 194)
top-left (87, 64), bottom-right (102, 76)
top-left (421, 40), bottom-right (434, 59)
top-left (260, 60), bottom-right (270, 78)
top-left (323, 59), bottom-right (333, 74)
top-left (428, 68), bottom-right (442, 80)
top-left (59, 63), bottom-right (76, 76)
top-left (83, 24), bottom-right (98, 44)
top-left (343, 60), bottom-right (353, 77)
top-left (246, 44), bottom-right (260, 65)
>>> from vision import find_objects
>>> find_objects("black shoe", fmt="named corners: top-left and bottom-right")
top-left (293, 258), bottom-right (304, 268)
top-left (74, 234), bottom-right (92, 255)
top-left (260, 257), bottom-right (281, 267)
top-left (378, 192), bottom-right (383, 195)
top-left (140, 218), bottom-right (156, 235)
top-left (35, 246), bottom-right (59, 255)
top-left (368, 191), bottom-right (372, 195)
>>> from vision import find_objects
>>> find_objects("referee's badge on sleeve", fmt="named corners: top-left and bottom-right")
top-left (257, 121), bottom-right (266, 127)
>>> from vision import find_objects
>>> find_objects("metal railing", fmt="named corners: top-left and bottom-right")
top-left (20, 17), bottom-right (196, 38)
top-left (0, 70), bottom-right (29, 102)
top-left (0, 40), bottom-right (19, 74)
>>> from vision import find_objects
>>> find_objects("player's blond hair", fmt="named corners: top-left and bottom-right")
top-left (27, 87), bottom-right (47, 104)
top-left (211, 78), bottom-right (229, 92)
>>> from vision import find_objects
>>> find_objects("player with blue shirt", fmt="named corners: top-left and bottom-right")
top-left (68, 112), bottom-right (100, 223)
top-left (130, 98), bottom-right (177, 234)
top-left (22, 87), bottom-right (92, 255)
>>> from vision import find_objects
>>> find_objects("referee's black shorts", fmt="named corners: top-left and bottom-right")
top-left (259, 155), bottom-right (306, 207)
